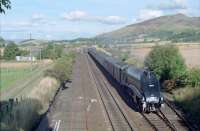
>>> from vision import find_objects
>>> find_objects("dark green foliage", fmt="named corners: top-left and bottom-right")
top-left (168, 31), bottom-right (200, 42)
top-left (187, 68), bottom-right (200, 87)
top-left (145, 45), bottom-right (186, 82)
top-left (45, 52), bottom-right (76, 82)
top-left (3, 43), bottom-right (29, 60)
top-left (0, 0), bottom-right (11, 14)
top-left (0, 37), bottom-right (5, 47)
top-left (3, 43), bottom-right (20, 60)
top-left (41, 43), bottom-right (64, 59)
top-left (18, 49), bottom-right (29, 56)
top-left (147, 31), bottom-right (175, 40)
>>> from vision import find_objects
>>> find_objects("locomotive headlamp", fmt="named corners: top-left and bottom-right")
top-left (160, 97), bottom-right (164, 102)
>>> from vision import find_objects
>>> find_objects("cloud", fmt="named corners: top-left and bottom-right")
top-left (1, 13), bottom-right (55, 31)
top-left (61, 10), bottom-right (88, 21)
top-left (149, 0), bottom-right (187, 11)
top-left (31, 13), bottom-right (49, 25)
top-left (61, 10), bottom-right (126, 25)
top-left (1, 21), bottom-right (32, 28)
top-left (137, 9), bottom-right (163, 21)
top-left (175, 0), bottom-right (186, 5)
top-left (157, 2), bottom-right (186, 10)
top-left (32, 13), bottom-right (45, 21)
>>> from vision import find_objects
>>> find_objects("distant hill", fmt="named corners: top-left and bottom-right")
top-left (96, 14), bottom-right (200, 44)
top-left (19, 39), bottom-right (49, 47)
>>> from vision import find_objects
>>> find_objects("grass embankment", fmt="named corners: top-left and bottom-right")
top-left (174, 87), bottom-right (200, 124)
top-left (173, 68), bottom-right (200, 126)
top-left (0, 52), bottom-right (76, 131)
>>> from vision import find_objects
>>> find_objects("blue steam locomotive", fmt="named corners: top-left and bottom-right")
top-left (88, 48), bottom-right (164, 112)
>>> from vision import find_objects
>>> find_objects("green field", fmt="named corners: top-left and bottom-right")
top-left (0, 65), bottom-right (40, 90)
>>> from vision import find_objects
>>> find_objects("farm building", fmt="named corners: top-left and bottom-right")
top-left (16, 56), bottom-right (36, 61)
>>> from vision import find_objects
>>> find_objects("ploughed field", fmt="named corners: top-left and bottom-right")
top-left (130, 44), bottom-right (200, 68)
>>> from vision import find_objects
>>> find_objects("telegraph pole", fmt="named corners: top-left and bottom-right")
top-left (40, 48), bottom-right (41, 61)
top-left (29, 33), bottom-right (32, 40)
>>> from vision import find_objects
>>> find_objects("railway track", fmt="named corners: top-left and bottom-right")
top-left (86, 54), bottom-right (135, 131)
top-left (141, 100), bottom-right (193, 131)
top-left (141, 112), bottom-right (176, 131)
top-left (161, 100), bottom-right (195, 131)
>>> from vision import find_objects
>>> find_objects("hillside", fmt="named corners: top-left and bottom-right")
top-left (96, 14), bottom-right (200, 44)
top-left (19, 39), bottom-right (50, 47)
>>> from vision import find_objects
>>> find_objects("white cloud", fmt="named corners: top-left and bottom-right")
top-left (61, 10), bottom-right (126, 25)
top-left (32, 13), bottom-right (45, 21)
top-left (137, 9), bottom-right (163, 21)
top-left (31, 13), bottom-right (49, 26)
top-left (61, 10), bottom-right (88, 21)
top-left (96, 16), bottom-right (125, 25)
top-left (1, 21), bottom-right (32, 28)
top-left (148, 0), bottom-right (187, 11)
top-left (175, 0), bottom-right (186, 5)
top-left (2, 13), bottom-right (54, 30)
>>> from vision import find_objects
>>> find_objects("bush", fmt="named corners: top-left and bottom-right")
top-left (145, 45), bottom-right (186, 82)
top-left (45, 52), bottom-right (76, 82)
top-left (40, 43), bottom-right (64, 60)
top-left (3, 43), bottom-right (20, 60)
top-left (187, 68), bottom-right (200, 88)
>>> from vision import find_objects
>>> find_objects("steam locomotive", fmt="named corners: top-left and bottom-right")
top-left (88, 48), bottom-right (164, 113)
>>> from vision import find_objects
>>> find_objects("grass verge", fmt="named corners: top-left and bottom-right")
top-left (173, 87), bottom-right (200, 127)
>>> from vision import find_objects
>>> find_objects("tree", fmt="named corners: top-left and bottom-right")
top-left (144, 45), bottom-right (186, 82)
top-left (3, 43), bottom-right (20, 60)
top-left (0, 37), bottom-right (5, 47)
top-left (0, 0), bottom-right (11, 14)
top-left (40, 43), bottom-right (64, 59)
top-left (19, 49), bottom-right (29, 56)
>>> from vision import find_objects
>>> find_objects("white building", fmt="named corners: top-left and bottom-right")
top-left (16, 56), bottom-right (36, 61)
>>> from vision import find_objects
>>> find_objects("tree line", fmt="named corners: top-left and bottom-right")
top-left (1, 41), bottom-right (66, 60)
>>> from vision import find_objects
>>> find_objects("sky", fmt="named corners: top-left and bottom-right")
top-left (0, 0), bottom-right (199, 40)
